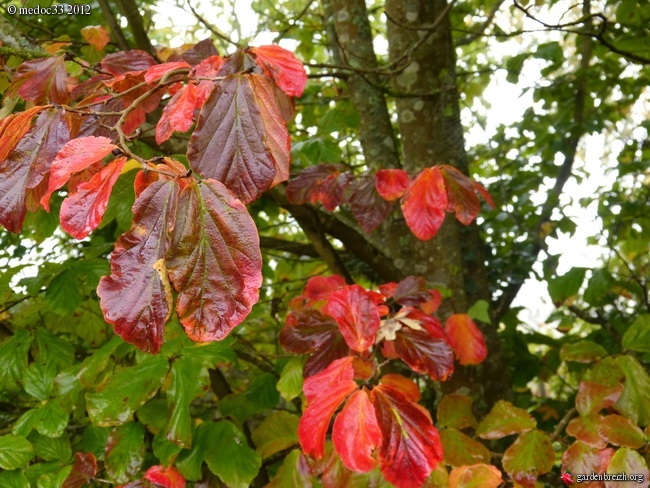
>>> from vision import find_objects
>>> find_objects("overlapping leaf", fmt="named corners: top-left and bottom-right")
top-left (60, 156), bottom-right (126, 239)
top-left (285, 164), bottom-right (345, 211)
top-left (42, 136), bottom-right (118, 210)
top-left (566, 413), bottom-right (607, 449)
top-left (561, 442), bottom-right (614, 488)
top-left (375, 169), bottom-right (409, 201)
top-left (156, 83), bottom-right (197, 144)
top-left (448, 464), bottom-right (502, 488)
top-left (62, 452), bottom-right (98, 488)
top-left (98, 179), bottom-right (179, 353)
top-left (400, 167), bottom-right (447, 240)
top-left (501, 429), bottom-right (554, 488)
top-left (166, 179), bottom-right (262, 342)
top-left (371, 381), bottom-right (443, 488)
top-left (298, 357), bottom-right (358, 459)
top-left (440, 428), bottom-right (490, 467)
top-left (347, 174), bottom-right (392, 233)
top-left (143, 465), bottom-right (186, 488)
top-left (11, 56), bottom-right (68, 104)
top-left (0, 109), bottom-right (69, 233)
top-left (145, 61), bottom-right (192, 83)
top-left (332, 389), bottom-right (382, 472)
top-left (439, 165), bottom-right (493, 225)
top-left (437, 394), bottom-right (477, 430)
top-left (324, 285), bottom-right (380, 352)
top-left (444, 314), bottom-right (487, 365)
top-left (101, 50), bottom-right (156, 75)
top-left (187, 74), bottom-right (290, 204)
top-left (249, 45), bottom-right (308, 97)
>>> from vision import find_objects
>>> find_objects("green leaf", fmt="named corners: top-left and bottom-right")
top-left (548, 268), bottom-right (586, 305)
top-left (0, 470), bottom-right (30, 488)
top-left (247, 372), bottom-right (280, 409)
top-left (606, 447), bottom-right (650, 482)
top-left (502, 429), bottom-right (554, 486)
top-left (86, 354), bottom-right (169, 426)
top-left (24, 362), bottom-right (57, 401)
top-left (597, 414), bottom-right (645, 448)
top-left (448, 464), bottom-right (502, 488)
top-left (175, 421), bottom-right (212, 481)
top-left (13, 401), bottom-right (69, 438)
top-left (437, 394), bottom-right (477, 430)
top-left (467, 300), bottom-right (491, 324)
top-left (613, 355), bottom-right (650, 427)
top-left (276, 357), bottom-right (304, 402)
top-left (35, 466), bottom-right (71, 488)
top-left (34, 329), bottom-right (75, 370)
top-left (204, 421), bottom-right (261, 488)
top-left (152, 430), bottom-right (183, 466)
top-left (0, 329), bottom-right (31, 398)
top-left (105, 422), bottom-right (145, 484)
top-left (77, 335), bottom-right (123, 387)
top-left (0, 435), bottom-right (34, 470)
top-left (29, 431), bottom-right (71, 462)
top-left (252, 411), bottom-right (300, 459)
top-left (317, 102), bottom-right (359, 134)
top-left (440, 428), bottom-right (490, 467)
top-left (44, 270), bottom-right (82, 314)
top-left (583, 269), bottom-right (613, 306)
top-left (560, 340), bottom-right (608, 363)
top-left (165, 356), bottom-right (209, 448)
top-left (266, 449), bottom-right (312, 488)
top-left (622, 315), bottom-right (650, 353)
top-left (476, 400), bottom-right (536, 439)
top-left (79, 424), bottom-right (111, 460)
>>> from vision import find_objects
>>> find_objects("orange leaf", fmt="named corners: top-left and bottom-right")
top-left (156, 83), bottom-right (197, 144)
top-left (81, 26), bottom-right (110, 51)
top-left (401, 167), bottom-right (447, 240)
top-left (444, 313), bottom-right (487, 365)
top-left (249, 45), bottom-right (308, 97)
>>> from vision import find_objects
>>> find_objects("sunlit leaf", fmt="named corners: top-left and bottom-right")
top-left (324, 285), bottom-right (381, 352)
top-left (104, 422), bottom-right (145, 484)
top-left (401, 167), bottom-right (447, 240)
top-left (440, 428), bottom-right (490, 467)
top-left (597, 414), bottom-right (645, 448)
top-left (444, 314), bottom-right (487, 365)
top-left (81, 26), bottom-right (110, 51)
top-left (501, 429), bottom-right (554, 488)
top-left (143, 465), bottom-right (186, 488)
top-left (448, 464), bottom-right (502, 488)
top-left (249, 45), bottom-right (308, 97)
top-left (476, 400), bottom-right (536, 439)
top-left (437, 394), bottom-right (477, 430)
top-left (375, 169), bottom-right (409, 201)
top-left (156, 83), bottom-right (197, 144)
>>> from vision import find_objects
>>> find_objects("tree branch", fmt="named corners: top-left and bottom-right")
top-left (97, 0), bottom-right (131, 51)
top-left (113, 0), bottom-right (155, 56)
top-left (259, 236), bottom-right (319, 258)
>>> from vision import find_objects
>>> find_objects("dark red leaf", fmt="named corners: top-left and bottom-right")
top-left (280, 309), bottom-right (350, 377)
top-left (156, 83), bottom-right (197, 144)
top-left (393, 276), bottom-right (431, 306)
top-left (166, 179), bottom-right (262, 342)
top-left (70, 74), bottom-right (112, 101)
top-left (144, 61), bottom-right (192, 83)
top-left (332, 388), bottom-right (382, 472)
top-left (187, 75), bottom-right (285, 203)
top-left (324, 285), bottom-right (381, 352)
top-left (347, 174), bottom-right (392, 233)
top-left (41, 136), bottom-right (118, 211)
top-left (11, 56), bottom-right (68, 104)
top-left (249, 45), bottom-right (308, 97)
top-left (401, 167), bottom-right (447, 240)
top-left (144, 465), bottom-right (186, 488)
top-left (298, 357), bottom-right (358, 459)
top-left (444, 314), bottom-right (488, 365)
top-left (0, 109), bottom-right (69, 233)
top-left (101, 50), bottom-right (157, 76)
top-left (375, 169), bottom-right (409, 201)
top-left (98, 179), bottom-right (179, 353)
top-left (60, 156), bottom-right (127, 239)
top-left (381, 309), bottom-right (454, 380)
top-left (285, 164), bottom-right (345, 211)
top-left (371, 382), bottom-right (443, 488)
top-left (63, 452), bottom-right (98, 488)
top-left (181, 38), bottom-right (219, 65)
top-left (249, 74), bottom-right (291, 186)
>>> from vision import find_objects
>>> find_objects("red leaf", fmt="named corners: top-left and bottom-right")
top-left (193, 56), bottom-right (224, 108)
top-left (375, 169), bottom-right (409, 201)
top-left (562, 442), bottom-right (614, 488)
top-left (98, 179), bottom-right (179, 353)
top-left (81, 26), bottom-right (110, 51)
top-left (324, 285), bottom-right (381, 352)
top-left (382, 309), bottom-right (455, 380)
top-left (576, 381), bottom-right (624, 417)
top-left (249, 45), bottom-right (308, 97)
top-left (348, 174), bottom-right (392, 233)
top-left (0, 109), bottom-right (69, 233)
top-left (566, 414), bottom-right (607, 449)
top-left (187, 74), bottom-right (284, 203)
top-left (444, 313), bottom-right (488, 365)
top-left (101, 50), bottom-right (157, 76)
top-left (11, 56), bottom-right (68, 104)
top-left (280, 309), bottom-right (350, 377)
top-left (60, 156), bottom-right (126, 239)
top-left (371, 382), bottom-right (443, 488)
top-left (393, 276), bottom-right (431, 306)
top-left (378, 374), bottom-right (421, 402)
top-left (249, 74), bottom-right (291, 186)
top-left (440, 165), bottom-right (491, 225)
top-left (156, 83), bottom-right (197, 144)
top-left (303, 275), bottom-right (347, 303)
top-left (181, 39), bottom-right (219, 65)
top-left (401, 167), bottom-right (447, 240)
top-left (63, 452), bottom-right (98, 488)
top-left (298, 357), bottom-right (358, 459)
top-left (332, 389), bottom-right (382, 472)
top-left (41, 136), bottom-right (118, 211)
top-left (166, 179), bottom-right (262, 342)
top-left (145, 62), bottom-right (192, 83)
top-left (144, 465), bottom-right (186, 488)
top-left (420, 290), bottom-right (442, 314)
top-left (285, 164), bottom-right (346, 211)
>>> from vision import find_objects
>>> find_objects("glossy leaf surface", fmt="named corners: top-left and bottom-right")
top-left (324, 285), bottom-right (380, 352)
